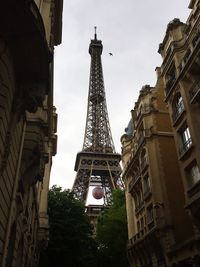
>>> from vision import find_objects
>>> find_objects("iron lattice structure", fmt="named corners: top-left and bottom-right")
top-left (72, 31), bottom-right (122, 205)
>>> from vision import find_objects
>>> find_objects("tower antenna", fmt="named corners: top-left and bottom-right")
top-left (94, 26), bottom-right (97, 40)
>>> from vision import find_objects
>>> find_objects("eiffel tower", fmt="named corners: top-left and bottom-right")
top-left (72, 28), bottom-right (122, 208)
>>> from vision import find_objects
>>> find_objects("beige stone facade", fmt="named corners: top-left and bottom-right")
top-left (0, 1), bottom-right (63, 266)
top-left (121, 1), bottom-right (200, 266)
top-left (159, 0), bottom-right (200, 228)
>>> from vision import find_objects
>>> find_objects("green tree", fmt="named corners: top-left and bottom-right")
top-left (40, 185), bottom-right (98, 267)
top-left (96, 189), bottom-right (129, 267)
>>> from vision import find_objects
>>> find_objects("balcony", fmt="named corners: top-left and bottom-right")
top-left (189, 80), bottom-right (200, 103)
top-left (128, 233), bottom-right (140, 246)
top-left (165, 76), bottom-right (176, 97)
top-left (135, 201), bottom-right (144, 214)
top-left (147, 219), bottom-right (155, 231)
top-left (172, 101), bottom-right (185, 125)
top-left (179, 138), bottom-right (192, 158)
top-left (128, 227), bottom-right (147, 247)
top-left (143, 187), bottom-right (152, 200)
top-left (181, 49), bottom-right (191, 69)
top-left (192, 30), bottom-right (200, 48)
top-left (128, 172), bottom-right (141, 192)
top-left (178, 31), bottom-right (200, 75)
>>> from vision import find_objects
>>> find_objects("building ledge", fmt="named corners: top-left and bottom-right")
top-left (168, 235), bottom-right (200, 258)
top-left (189, 0), bottom-right (196, 9)
top-left (127, 225), bottom-right (158, 249)
top-left (0, 1), bottom-right (51, 113)
top-left (187, 180), bottom-right (200, 198)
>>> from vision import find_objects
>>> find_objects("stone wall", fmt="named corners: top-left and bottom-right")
top-left (0, 0), bottom-right (62, 266)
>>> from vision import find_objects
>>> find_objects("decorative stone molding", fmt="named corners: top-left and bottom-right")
top-left (21, 81), bottom-right (47, 113)
top-left (22, 144), bottom-right (49, 185)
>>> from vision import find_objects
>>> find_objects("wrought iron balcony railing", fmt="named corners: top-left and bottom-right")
top-left (189, 80), bottom-right (200, 103)
top-left (165, 76), bottom-right (176, 96)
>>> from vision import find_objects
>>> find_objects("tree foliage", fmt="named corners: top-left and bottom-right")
top-left (40, 186), bottom-right (129, 267)
top-left (95, 189), bottom-right (129, 267)
top-left (40, 185), bottom-right (97, 267)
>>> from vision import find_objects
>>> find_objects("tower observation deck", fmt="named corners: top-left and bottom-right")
top-left (72, 29), bottom-right (122, 206)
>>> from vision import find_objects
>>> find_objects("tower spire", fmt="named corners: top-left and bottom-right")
top-left (94, 26), bottom-right (97, 40)
top-left (72, 34), bottom-right (122, 209)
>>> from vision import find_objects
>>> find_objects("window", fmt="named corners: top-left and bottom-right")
top-left (140, 148), bottom-right (148, 171)
top-left (133, 165), bottom-right (140, 181)
top-left (143, 174), bottom-right (151, 194)
top-left (189, 80), bottom-right (200, 103)
top-left (172, 93), bottom-right (184, 122)
top-left (165, 64), bottom-right (176, 95)
top-left (186, 162), bottom-right (200, 187)
top-left (134, 189), bottom-right (144, 213)
top-left (179, 124), bottom-right (192, 155)
top-left (137, 221), bottom-right (140, 233)
top-left (146, 204), bottom-right (154, 224)
top-left (138, 190), bottom-right (142, 205)
top-left (137, 124), bottom-right (145, 146)
top-left (133, 194), bottom-right (138, 208)
top-left (141, 217), bottom-right (144, 230)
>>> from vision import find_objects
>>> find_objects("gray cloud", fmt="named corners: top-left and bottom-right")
top-left (50, 0), bottom-right (190, 189)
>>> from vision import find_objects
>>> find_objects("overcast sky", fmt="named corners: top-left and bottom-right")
top-left (50, 0), bottom-right (191, 190)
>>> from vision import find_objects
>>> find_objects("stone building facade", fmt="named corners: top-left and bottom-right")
top-left (121, 1), bottom-right (200, 266)
top-left (0, 1), bottom-right (63, 266)
top-left (159, 0), bottom-right (200, 229)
